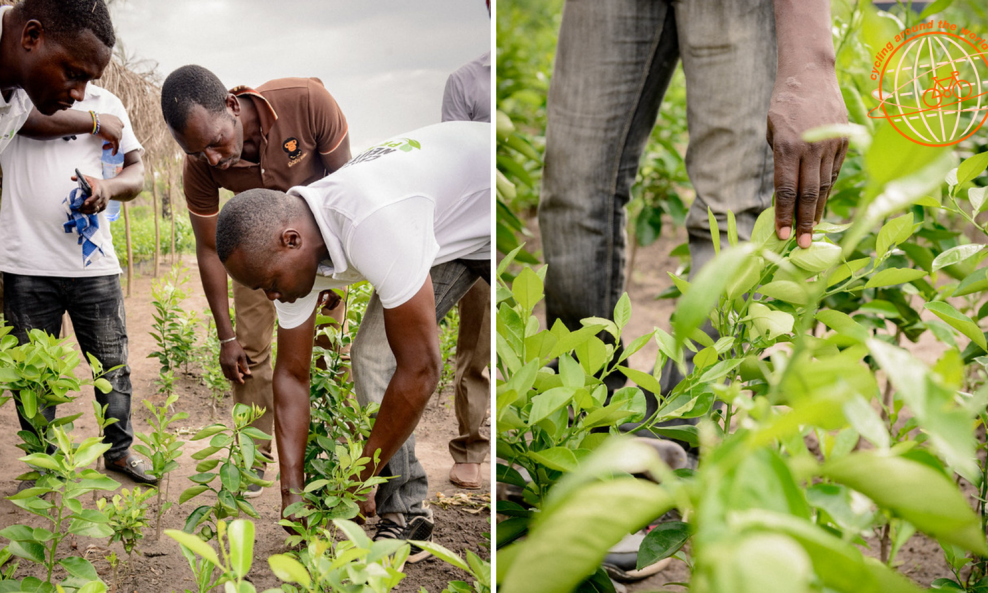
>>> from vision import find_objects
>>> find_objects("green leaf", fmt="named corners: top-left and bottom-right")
top-left (932, 245), bottom-right (984, 272)
top-left (9, 540), bottom-right (45, 564)
top-left (758, 281), bottom-right (808, 305)
top-left (613, 293), bottom-right (632, 331)
top-left (77, 582), bottom-right (108, 593)
top-left (747, 304), bottom-right (794, 340)
top-left (637, 522), bottom-right (693, 570)
top-left (93, 378), bottom-right (112, 394)
top-left (617, 367), bottom-right (663, 398)
top-left (816, 310), bottom-right (870, 343)
top-left (708, 532), bottom-right (812, 593)
top-left (220, 462), bottom-right (241, 493)
top-left (957, 151), bottom-right (988, 186)
top-left (59, 556), bottom-right (100, 581)
top-left (876, 213), bottom-right (914, 256)
top-left (863, 268), bottom-right (927, 288)
top-left (239, 433), bottom-right (256, 472)
top-left (512, 267), bottom-right (543, 313)
top-left (955, 268), bottom-right (988, 298)
top-left (821, 451), bottom-right (988, 555)
top-left (268, 554), bottom-right (312, 587)
top-left (789, 242), bottom-right (842, 273)
top-left (228, 519), bottom-right (254, 579)
top-left (528, 447), bottom-right (579, 473)
top-left (920, 0), bottom-right (954, 19)
top-left (191, 424), bottom-right (227, 441)
top-left (969, 187), bottom-right (988, 214)
top-left (529, 387), bottom-right (577, 425)
top-left (674, 244), bottom-right (756, 347)
top-left (409, 540), bottom-right (469, 572)
top-left (165, 529), bottom-right (222, 568)
top-left (500, 478), bottom-right (674, 593)
top-left (925, 301), bottom-right (987, 351)
top-left (179, 485), bottom-right (210, 504)
top-left (708, 207), bottom-right (720, 255)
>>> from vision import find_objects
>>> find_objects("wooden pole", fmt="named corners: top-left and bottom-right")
top-left (151, 165), bottom-right (161, 277)
top-left (123, 202), bottom-right (133, 297)
top-left (169, 162), bottom-right (177, 265)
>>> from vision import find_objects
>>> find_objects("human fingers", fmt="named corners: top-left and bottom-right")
top-left (773, 143), bottom-right (799, 241)
top-left (795, 155), bottom-right (821, 248)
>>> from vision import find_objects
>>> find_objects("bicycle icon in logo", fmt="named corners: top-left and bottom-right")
top-left (922, 70), bottom-right (974, 108)
top-left (869, 31), bottom-right (988, 146)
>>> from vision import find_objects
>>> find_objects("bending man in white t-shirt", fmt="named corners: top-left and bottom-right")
top-left (215, 121), bottom-right (491, 562)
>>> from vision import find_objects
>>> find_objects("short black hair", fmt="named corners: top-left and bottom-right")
top-left (16, 0), bottom-right (115, 49)
top-left (161, 65), bottom-right (229, 133)
top-left (216, 188), bottom-right (307, 266)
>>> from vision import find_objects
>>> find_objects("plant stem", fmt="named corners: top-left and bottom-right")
top-left (880, 522), bottom-right (890, 565)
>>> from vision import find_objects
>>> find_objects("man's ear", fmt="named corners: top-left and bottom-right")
top-left (282, 228), bottom-right (303, 250)
top-left (227, 94), bottom-right (241, 117)
top-left (20, 19), bottom-right (43, 52)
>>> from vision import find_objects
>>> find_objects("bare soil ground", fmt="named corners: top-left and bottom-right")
top-left (517, 218), bottom-right (960, 592)
top-left (0, 257), bottom-right (491, 593)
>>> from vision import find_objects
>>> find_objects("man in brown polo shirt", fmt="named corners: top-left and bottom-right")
top-left (160, 65), bottom-right (351, 496)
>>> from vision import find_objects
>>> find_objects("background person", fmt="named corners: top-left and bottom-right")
top-left (440, 12), bottom-right (492, 492)
top-left (160, 65), bottom-right (351, 496)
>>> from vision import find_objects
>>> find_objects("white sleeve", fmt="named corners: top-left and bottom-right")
top-left (347, 197), bottom-right (439, 309)
top-left (274, 289), bottom-right (320, 330)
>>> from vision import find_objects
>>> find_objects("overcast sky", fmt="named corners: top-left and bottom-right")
top-left (109, 0), bottom-right (491, 150)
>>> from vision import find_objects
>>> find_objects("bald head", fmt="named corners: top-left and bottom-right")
top-left (216, 189), bottom-right (307, 265)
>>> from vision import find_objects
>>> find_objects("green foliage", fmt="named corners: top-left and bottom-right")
top-left (167, 519), bottom-right (257, 593)
top-left (1, 425), bottom-right (118, 589)
top-left (267, 519), bottom-right (409, 593)
top-left (109, 206), bottom-right (194, 269)
top-left (437, 306), bottom-right (459, 398)
top-left (179, 404), bottom-right (273, 542)
top-left (133, 393), bottom-right (188, 541)
top-left (148, 263), bottom-right (199, 384)
top-left (99, 486), bottom-right (154, 556)
top-left (0, 327), bottom-right (114, 458)
top-left (416, 539), bottom-right (491, 593)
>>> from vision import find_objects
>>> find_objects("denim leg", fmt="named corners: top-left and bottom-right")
top-left (64, 275), bottom-right (134, 462)
top-left (3, 274), bottom-right (66, 446)
top-left (674, 0), bottom-right (777, 273)
top-left (540, 0), bottom-right (680, 333)
top-left (351, 260), bottom-right (485, 518)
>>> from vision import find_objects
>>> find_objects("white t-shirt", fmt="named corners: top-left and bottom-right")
top-left (275, 121), bottom-right (491, 329)
top-left (0, 6), bottom-right (35, 155)
top-left (0, 84), bottom-right (143, 277)
top-left (442, 52), bottom-right (491, 124)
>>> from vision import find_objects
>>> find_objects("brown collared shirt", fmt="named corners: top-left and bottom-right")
top-left (183, 77), bottom-right (348, 216)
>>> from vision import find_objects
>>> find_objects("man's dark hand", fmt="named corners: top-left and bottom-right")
top-left (355, 486), bottom-right (377, 524)
top-left (219, 339), bottom-right (252, 384)
top-left (767, 70), bottom-right (848, 249)
top-left (317, 289), bottom-right (342, 314)
top-left (72, 174), bottom-right (111, 214)
top-left (97, 113), bottom-right (124, 155)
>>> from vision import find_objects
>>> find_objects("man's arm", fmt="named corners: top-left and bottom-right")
top-left (769, 0), bottom-right (848, 248)
top-left (75, 149), bottom-right (145, 214)
top-left (273, 311), bottom-right (318, 523)
top-left (357, 278), bottom-right (441, 484)
top-left (189, 213), bottom-right (250, 383)
top-left (319, 134), bottom-right (351, 173)
top-left (19, 109), bottom-right (125, 154)
top-left (441, 74), bottom-right (471, 123)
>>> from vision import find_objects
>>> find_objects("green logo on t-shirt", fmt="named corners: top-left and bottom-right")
top-left (342, 137), bottom-right (421, 169)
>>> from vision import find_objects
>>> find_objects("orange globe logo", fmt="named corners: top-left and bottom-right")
top-left (869, 31), bottom-right (988, 146)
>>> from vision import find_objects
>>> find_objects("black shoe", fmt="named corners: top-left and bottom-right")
top-left (104, 453), bottom-right (158, 485)
top-left (373, 515), bottom-right (434, 564)
top-left (245, 468), bottom-right (265, 499)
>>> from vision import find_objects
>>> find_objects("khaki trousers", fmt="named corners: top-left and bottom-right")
top-left (449, 281), bottom-right (491, 464)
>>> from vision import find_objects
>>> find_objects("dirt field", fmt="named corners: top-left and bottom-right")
top-left (517, 218), bottom-right (959, 592)
top-left (0, 258), bottom-right (491, 592)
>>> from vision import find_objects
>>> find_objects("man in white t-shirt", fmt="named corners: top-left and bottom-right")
top-left (0, 83), bottom-right (154, 489)
top-left (215, 121), bottom-right (490, 561)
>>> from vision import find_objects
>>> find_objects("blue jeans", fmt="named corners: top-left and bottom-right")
top-left (3, 273), bottom-right (135, 462)
top-left (351, 259), bottom-right (490, 519)
top-left (539, 0), bottom-right (778, 416)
